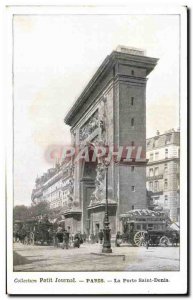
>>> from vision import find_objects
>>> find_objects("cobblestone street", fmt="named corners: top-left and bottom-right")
top-left (13, 243), bottom-right (180, 272)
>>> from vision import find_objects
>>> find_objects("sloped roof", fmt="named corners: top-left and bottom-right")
top-left (146, 131), bottom-right (180, 151)
top-left (120, 209), bottom-right (165, 218)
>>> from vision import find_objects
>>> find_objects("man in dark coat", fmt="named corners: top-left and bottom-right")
top-left (74, 232), bottom-right (81, 248)
top-left (63, 230), bottom-right (70, 249)
top-left (98, 229), bottom-right (104, 244)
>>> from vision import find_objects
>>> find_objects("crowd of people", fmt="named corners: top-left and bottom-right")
top-left (14, 222), bottom-right (179, 248)
top-left (54, 226), bottom-right (105, 249)
top-left (13, 222), bottom-right (106, 248)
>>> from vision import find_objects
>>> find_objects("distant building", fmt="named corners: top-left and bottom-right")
top-left (31, 161), bottom-right (77, 209)
top-left (146, 129), bottom-right (180, 222)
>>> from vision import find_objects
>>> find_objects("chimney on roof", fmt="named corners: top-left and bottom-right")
top-left (156, 130), bottom-right (160, 136)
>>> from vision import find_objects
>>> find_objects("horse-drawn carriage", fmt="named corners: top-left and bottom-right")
top-left (14, 216), bottom-right (54, 245)
top-left (118, 209), bottom-right (179, 247)
top-left (33, 218), bottom-right (54, 245)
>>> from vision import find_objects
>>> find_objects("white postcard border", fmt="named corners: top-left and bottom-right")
top-left (5, 4), bottom-right (188, 295)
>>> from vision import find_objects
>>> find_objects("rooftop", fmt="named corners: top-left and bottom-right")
top-left (64, 47), bottom-right (158, 126)
top-left (146, 129), bottom-right (180, 151)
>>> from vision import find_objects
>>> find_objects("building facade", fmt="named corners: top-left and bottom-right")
top-left (146, 129), bottom-right (180, 222)
top-left (31, 46), bottom-right (158, 235)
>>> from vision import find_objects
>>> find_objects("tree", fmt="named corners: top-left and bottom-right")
top-left (13, 205), bottom-right (30, 221)
top-left (29, 201), bottom-right (50, 218)
top-left (13, 201), bottom-right (50, 221)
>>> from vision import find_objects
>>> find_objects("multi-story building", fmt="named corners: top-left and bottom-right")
top-left (146, 129), bottom-right (180, 222)
top-left (31, 46), bottom-right (158, 234)
top-left (31, 161), bottom-right (75, 208)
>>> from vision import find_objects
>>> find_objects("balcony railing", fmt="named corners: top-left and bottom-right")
top-left (146, 174), bottom-right (163, 181)
top-left (150, 190), bottom-right (163, 195)
top-left (31, 188), bottom-right (43, 198)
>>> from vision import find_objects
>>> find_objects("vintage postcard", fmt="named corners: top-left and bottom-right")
top-left (5, 4), bottom-right (188, 295)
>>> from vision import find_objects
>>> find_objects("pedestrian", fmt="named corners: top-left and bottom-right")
top-left (73, 232), bottom-right (81, 248)
top-left (144, 230), bottom-right (150, 249)
top-left (82, 232), bottom-right (87, 243)
top-left (56, 225), bottom-right (63, 246)
top-left (79, 232), bottom-right (84, 244)
top-left (95, 233), bottom-right (99, 243)
top-left (98, 229), bottom-right (104, 244)
top-left (115, 231), bottom-right (122, 247)
top-left (63, 230), bottom-right (70, 249)
top-left (20, 226), bottom-right (27, 244)
top-left (90, 233), bottom-right (95, 244)
top-left (68, 232), bottom-right (73, 247)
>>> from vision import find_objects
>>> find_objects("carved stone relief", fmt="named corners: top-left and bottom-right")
top-left (79, 110), bottom-right (99, 142)
top-left (90, 163), bottom-right (106, 205)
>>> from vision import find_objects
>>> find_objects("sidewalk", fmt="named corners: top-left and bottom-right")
top-left (13, 242), bottom-right (180, 272)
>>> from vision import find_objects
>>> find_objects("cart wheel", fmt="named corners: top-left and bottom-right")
top-left (134, 231), bottom-right (146, 247)
top-left (160, 236), bottom-right (170, 247)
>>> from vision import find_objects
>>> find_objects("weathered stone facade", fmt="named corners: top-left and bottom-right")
top-left (64, 47), bottom-right (158, 235)
top-left (31, 47), bottom-right (158, 235)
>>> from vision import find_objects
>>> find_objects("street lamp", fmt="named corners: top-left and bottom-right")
top-left (102, 159), bottom-right (112, 253)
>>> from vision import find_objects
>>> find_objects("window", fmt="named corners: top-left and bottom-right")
top-left (155, 139), bottom-right (159, 147)
top-left (136, 224), bottom-right (141, 230)
top-left (164, 179), bottom-right (168, 190)
top-left (149, 182), bottom-right (153, 191)
top-left (154, 167), bottom-right (159, 176)
top-left (131, 70), bottom-right (134, 75)
top-left (164, 195), bottom-right (168, 205)
top-left (131, 186), bottom-right (135, 192)
top-left (149, 168), bottom-right (154, 177)
top-left (131, 118), bottom-right (134, 127)
top-left (131, 141), bottom-right (135, 146)
top-left (142, 224), bottom-right (147, 230)
top-left (154, 181), bottom-right (159, 192)
top-left (164, 163), bottom-right (168, 173)
top-left (149, 153), bottom-right (154, 161)
top-left (148, 224), bottom-right (153, 229)
top-left (165, 134), bottom-right (171, 144)
top-left (131, 166), bottom-right (135, 172)
top-left (155, 152), bottom-right (159, 160)
top-left (131, 97), bottom-right (134, 106)
top-left (132, 205), bottom-right (135, 210)
top-left (165, 148), bottom-right (168, 159)
top-left (154, 196), bottom-right (160, 204)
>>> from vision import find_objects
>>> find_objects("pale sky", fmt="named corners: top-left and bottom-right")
top-left (14, 14), bottom-right (180, 206)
